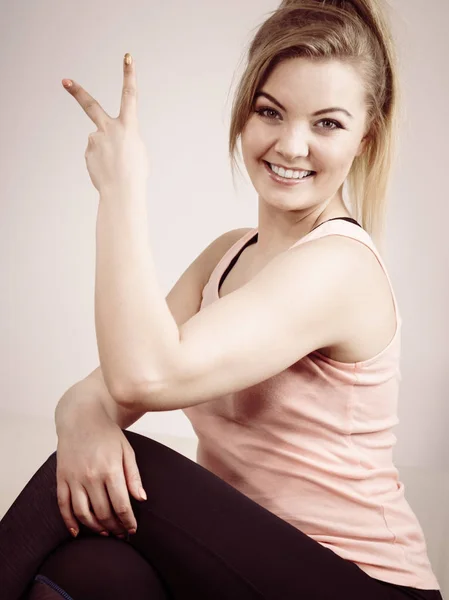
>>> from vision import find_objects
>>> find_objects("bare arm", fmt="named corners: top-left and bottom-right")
top-left (53, 228), bottom-right (250, 538)
top-left (55, 369), bottom-right (145, 433)
top-left (55, 228), bottom-right (251, 431)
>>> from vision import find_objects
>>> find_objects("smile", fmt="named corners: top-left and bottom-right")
top-left (262, 161), bottom-right (316, 186)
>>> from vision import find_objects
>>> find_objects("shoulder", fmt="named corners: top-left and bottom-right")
top-left (272, 232), bottom-right (389, 328)
top-left (201, 227), bottom-right (254, 283)
top-left (283, 233), bottom-right (396, 356)
top-left (164, 227), bottom-right (253, 329)
top-left (285, 233), bottom-right (370, 276)
top-left (209, 227), bottom-right (254, 255)
top-left (182, 227), bottom-right (253, 286)
top-left (290, 231), bottom-right (384, 280)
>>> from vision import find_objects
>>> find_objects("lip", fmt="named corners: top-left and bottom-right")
top-left (262, 160), bottom-right (316, 186)
top-left (266, 161), bottom-right (314, 173)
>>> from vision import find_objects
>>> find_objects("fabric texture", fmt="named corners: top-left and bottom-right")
top-left (0, 218), bottom-right (442, 598)
top-left (25, 538), bottom-right (168, 600)
top-left (0, 431), bottom-right (443, 599)
top-left (183, 218), bottom-right (440, 590)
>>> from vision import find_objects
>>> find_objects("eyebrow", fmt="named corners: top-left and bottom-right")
top-left (254, 91), bottom-right (354, 119)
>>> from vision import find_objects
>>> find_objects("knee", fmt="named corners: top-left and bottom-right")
top-left (35, 537), bottom-right (168, 599)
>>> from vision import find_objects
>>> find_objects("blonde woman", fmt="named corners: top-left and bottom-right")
top-left (0, 1), bottom-right (443, 598)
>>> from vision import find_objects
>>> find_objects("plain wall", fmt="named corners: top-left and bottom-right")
top-left (1, 0), bottom-right (448, 468)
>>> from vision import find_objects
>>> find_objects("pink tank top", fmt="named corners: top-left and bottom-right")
top-left (183, 220), bottom-right (440, 590)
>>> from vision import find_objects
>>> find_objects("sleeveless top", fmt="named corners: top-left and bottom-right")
top-left (183, 218), bottom-right (440, 590)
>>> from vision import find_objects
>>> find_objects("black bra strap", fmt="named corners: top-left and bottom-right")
top-left (218, 217), bottom-right (362, 292)
top-left (311, 216), bottom-right (361, 232)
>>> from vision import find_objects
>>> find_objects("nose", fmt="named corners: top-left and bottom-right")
top-left (274, 125), bottom-right (310, 162)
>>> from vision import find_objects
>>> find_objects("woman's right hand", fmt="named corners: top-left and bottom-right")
top-left (56, 415), bottom-right (147, 539)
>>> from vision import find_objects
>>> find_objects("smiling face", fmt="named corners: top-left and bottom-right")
top-left (241, 57), bottom-right (370, 216)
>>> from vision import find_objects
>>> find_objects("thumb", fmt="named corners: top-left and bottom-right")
top-left (122, 442), bottom-right (147, 502)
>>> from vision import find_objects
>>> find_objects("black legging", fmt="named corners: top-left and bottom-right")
top-left (0, 430), bottom-right (443, 600)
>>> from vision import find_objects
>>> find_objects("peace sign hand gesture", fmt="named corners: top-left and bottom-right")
top-left (62, 53), bottom-right (149, 194)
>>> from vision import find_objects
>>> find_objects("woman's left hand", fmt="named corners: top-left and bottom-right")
top-left (62, 53), bottom-right (149, 194)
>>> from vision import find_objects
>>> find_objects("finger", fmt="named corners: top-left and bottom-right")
top-left (62, 78), bottom-right (111, 130)
top-left (70, 482), bottom-right (111, 534)
top-left (85, 481), bottom-right (130, 536)
top-left (123, 441), bottom-right (147, 502)
top-left (105, 469), bottom-right (138, 533)
top-left (119, 53), bottom-right (138, 126)
top-left (56, 478), bottom-right (80, 537)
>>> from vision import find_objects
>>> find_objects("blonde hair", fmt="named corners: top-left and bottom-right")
top-left (228, 0), bottom-right (401, 247)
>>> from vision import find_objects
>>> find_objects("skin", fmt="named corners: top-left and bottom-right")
top-left (241, 57), bottom-right (370, 270)
top-left (55, 54), bottom-right (393, 540)
top-left (58, 54), bottom-right (148, 539)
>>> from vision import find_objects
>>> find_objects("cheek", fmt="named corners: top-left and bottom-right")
top-left (318, 141), bottom-right (358, 174)
top-left (242, 119), bottom-right (272, 159)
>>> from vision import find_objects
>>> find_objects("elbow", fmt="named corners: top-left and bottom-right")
top-left (111, 377), bottom-right (164, 412)
top-left (111, 351), bottom-right (187, 412)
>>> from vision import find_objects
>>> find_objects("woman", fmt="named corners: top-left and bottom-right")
top-left (0, 0), bottom-right (443, 598)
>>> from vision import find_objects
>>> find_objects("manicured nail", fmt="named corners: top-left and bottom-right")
top-left (139, 487), bottom-right (147, 501)
top-left (69, 528), bottom-right (78, 538)
top-left (62, 79), bottom-right (72, 88)
top-left (124, 53), bottom-right (132, 66)
top-left (99, 531), bottom-right (109, 537)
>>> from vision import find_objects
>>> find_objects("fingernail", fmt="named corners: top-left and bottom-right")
top-left (62, 79), bottom-right (72, 88)
top-left (139, 487), bottom-right (147, 501)
top-left (99, 531), bottom-right (109, 537)
top-left (69, 528), bottom-right (78, 538)
top-left (117, 533), bottom-right (126, 539)
top-left (124, 53), bottom-right (132, 66)
top-left (128, 528), bottom-right (136, 536)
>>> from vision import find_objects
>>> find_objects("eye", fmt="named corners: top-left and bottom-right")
top-left (317, 119), bottom-right (343, 130)
top-left (255, 106), bottom-right (281, 120)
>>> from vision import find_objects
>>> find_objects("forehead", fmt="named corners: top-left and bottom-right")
top-left (261, 57), bottom-right (367, 113)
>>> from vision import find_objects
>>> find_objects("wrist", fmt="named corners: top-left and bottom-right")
top-left (55, 383), bottom-right (110, 436)
top-left (98, 183), bottom-right (147, 204)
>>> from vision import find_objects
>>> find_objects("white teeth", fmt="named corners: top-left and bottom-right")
top-left (269, 163), bottom-right (313, 179)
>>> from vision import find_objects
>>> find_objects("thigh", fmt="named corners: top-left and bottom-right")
top-left (123, 430), bottom-right (424, 600)
top-left (28, 536), bottom-right (169, 600)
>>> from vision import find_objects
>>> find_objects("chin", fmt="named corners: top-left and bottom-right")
top-left (259, 189), bottom-right (314, 211)
top-left (254, 172), bottom-right (314, 207)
